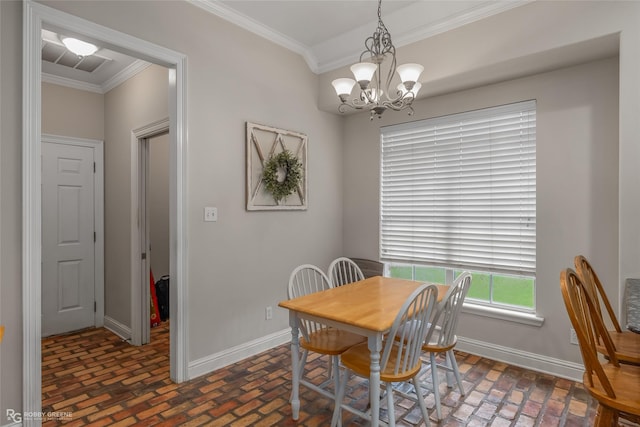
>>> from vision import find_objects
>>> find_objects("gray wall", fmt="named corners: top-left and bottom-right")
top-left (41, 83), bottom-right (104, 140)
top-left (342, 57), bottom-right (619, 364)
top-left (149, 132), bottom-right (170, 279)
top-left (103, 64), bottom-right (169, 327)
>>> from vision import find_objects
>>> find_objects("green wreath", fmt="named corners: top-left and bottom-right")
top-left (262, 150), bottom-right (302, 203)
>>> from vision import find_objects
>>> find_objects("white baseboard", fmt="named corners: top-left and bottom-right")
top-left (185, 329), bottom-right (584, 383)
top-left (103, 316), bottom-right (132, 341)
top-left (456, 336), bottom-right (584, 381)
top-left (188, 328), bottom-right (291, 380)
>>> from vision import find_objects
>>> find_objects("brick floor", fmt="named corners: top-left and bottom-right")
top-left (41, 323), bottom-right (615, 426)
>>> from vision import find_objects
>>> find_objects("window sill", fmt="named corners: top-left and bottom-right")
top-left (462, 303), bottom-right (544, 327)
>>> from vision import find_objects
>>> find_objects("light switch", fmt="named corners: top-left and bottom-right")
top-left (204, 207), bottom-right (218, 222)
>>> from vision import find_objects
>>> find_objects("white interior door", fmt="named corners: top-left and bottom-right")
top-left (42, 141), bottom-right (96, 337)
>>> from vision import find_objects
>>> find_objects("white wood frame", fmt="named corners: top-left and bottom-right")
top-left (23, 1), bottom-right (189, 421)
top-left (246, 122), bottom-right (308, 211)
top-left (41, 134), bottom-right (105, 330)
top-left (131, 119), bottom-right (170, 346)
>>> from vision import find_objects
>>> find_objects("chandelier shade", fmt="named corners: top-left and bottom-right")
top-left (332, 78), bottom-right (357, 100)
top-left (351, 62), bottom-right (378, 86)
top-left (396, 63), bottom-right (424, 87)
top-left (331, 0), bottom-right (424, 120)
top-left (398, 81), bottom-right (421, 98)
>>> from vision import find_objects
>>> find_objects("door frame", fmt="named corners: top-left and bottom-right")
top-left (131, 119), bottom-right (170, 346)
top-left (23, 0), bottom-right (189, 419)
top-left (42, 134), bottom-right (105, 330)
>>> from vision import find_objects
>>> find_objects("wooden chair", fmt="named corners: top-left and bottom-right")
top-left (288, 264), bottom-right (366, 400)
top-left (574, 255), bottom-right (640, 365)
top-left (420, 272), bottom-right (472, 420)
top-left (560, 268), bottom-right (640, 426)
top-left (331, 284), bottom-right (438, 427)
top-left (328, 257), bottom-right (365, 287)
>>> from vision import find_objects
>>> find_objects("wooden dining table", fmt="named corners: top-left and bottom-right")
top-left (278, 275), bottom-right (449, 426)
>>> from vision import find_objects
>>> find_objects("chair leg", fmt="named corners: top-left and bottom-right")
top-left (412, 376), bottom-right (431, 427)
top-left (298, 349), bottom-right (308, 379)
top-left (594, 405), bottom-right (618, 427)
top-left (332, 355), bottom-right (340, 393)
top-left (446, 350), bottom-right (465, 395)
top-left (430, 352), bottom-right (442, 420)
top-left (331, 367), bottom-right (348, 427)
top-left (333, 356), bottom-right (343, 425)
top-left (290, 349), bottom-right (309, 402)
top-left (386, 382), bottom-right (396, 427)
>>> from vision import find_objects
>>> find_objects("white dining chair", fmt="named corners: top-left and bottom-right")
top-left (420, 271), bottom-right (472, 419)
top-left (331, 284), bottom-right (438, 427)
top-left (328, 257), bottom-right (365, 287)
top-left (288, 264), bottom-right (366, 401)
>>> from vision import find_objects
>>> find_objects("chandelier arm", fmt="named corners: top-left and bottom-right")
top-left (384, 86), bottom-right (414, 105)
top-left (380, 95), bottom-right (415, 112)
top-left (339, 98), bottom-right (368, 112)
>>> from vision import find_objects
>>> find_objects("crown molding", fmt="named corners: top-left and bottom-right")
top-left (395, 0), bottom-right (533, 48)
top-left (42, 59), bottom-right (152, 94)
top-left (102, 59), bottom-right (152, 93)
top-left (316, 0), bottom-right (533, 74)
top-left (188, 0), bottom-right (320, 73)
top-left (189, 0), bottom-right (531, 75)
top-left (41, 72), bottom-right (104, 93)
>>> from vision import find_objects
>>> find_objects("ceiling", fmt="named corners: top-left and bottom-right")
top-left (42, 0), bottom-right (528, 92)
top-left (193, 0), bottom-right (528, 73)
top-left (41, 28), bottom-right (150, 94)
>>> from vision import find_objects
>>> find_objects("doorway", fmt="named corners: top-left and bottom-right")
top-left (23, 1), bottom-right (188, 418)
top-left (133, 120), bottom-right (170, 346)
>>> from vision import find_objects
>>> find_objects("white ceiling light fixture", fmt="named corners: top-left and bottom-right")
top-left (331, 0), bottom-right (424, 120)
top-left (61, 36), bottom-right (98, 57)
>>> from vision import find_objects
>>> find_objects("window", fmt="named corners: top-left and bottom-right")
top-left (380, 100), bottom-right (536, 311)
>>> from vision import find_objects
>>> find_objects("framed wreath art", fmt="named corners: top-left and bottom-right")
top-left (246, 122), bottom-right (307, 211)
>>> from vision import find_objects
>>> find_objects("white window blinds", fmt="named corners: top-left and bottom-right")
top-left (380, 100), bottom-right (536, 276)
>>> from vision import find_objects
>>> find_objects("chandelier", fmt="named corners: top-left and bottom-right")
top-left (331, 0), bottom-right (424, 120)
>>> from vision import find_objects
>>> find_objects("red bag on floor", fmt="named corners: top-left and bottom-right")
top-left (150, 270), bottom-right (161, 327)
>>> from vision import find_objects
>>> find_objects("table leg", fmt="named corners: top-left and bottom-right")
top-left (368, 334), bottom-right (382, 426)
top-left (289, 312), bottom-right (301, 420)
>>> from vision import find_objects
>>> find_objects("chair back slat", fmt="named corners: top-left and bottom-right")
top-left (328, 257), bottom-right (365, 287)
top-left (560, 268), bottom-right (619, 397)
top-left (574, 255), bottom-right (623, 333)
top-left (288, 264), bottom-right (332, 337)
top-left (430, 272), bottom-right (472, 347)
top-left (382, 284), bottom-right (438, 376)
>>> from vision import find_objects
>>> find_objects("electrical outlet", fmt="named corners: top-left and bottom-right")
top-left (204, 207), bottom-right (218, 222)
top-left (265, 306), bottom-right (273, 320)
top-left (569, 328), bottom-right (578, 345)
